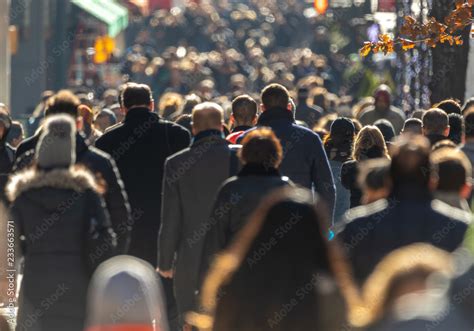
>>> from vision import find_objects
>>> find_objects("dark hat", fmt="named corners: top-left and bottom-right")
top-left (374, 119), bottom-right (396, 142)
top-left (297, 87), bottom-right (310, 99)
top-left (330, 117), bottom-right (355, 138)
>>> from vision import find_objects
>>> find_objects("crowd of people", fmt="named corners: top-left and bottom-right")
top-left (0, 2), bottom-right (474, 331)
top-left (0, 79), bottom-right (473, 331)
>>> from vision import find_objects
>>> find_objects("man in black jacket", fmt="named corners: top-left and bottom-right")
top-left (336, 135), bottom-right (471, 285)
top-left (240, 84), bottom-right (335, 220)
top-left (95, 83), bottom-right (191, 264)
top-left (158, 102), bottom-right (239, 321)
top-left (14, 90), bottom-right (132, 253)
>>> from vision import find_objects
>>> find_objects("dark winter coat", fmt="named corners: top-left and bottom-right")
top-left (0, 114), bottom-right (15, 202)
top-left (341, 160), bottom-right (362, 208)
top-left (95, 107), bottom-right (191, 264)
top-left (200, 163), bottom-right (293, 278)
top-left (7, 168), bottom-right (115, 331)
top-left (158, 130), bottom-right (239, 315)
top-left (295, 101), bottom-right (323, 128)
top-left (335, 188), bottom-right (471, 285)
top-left (14, 133), bottom-right (132, 253)
top-left (0, 143), bottom-right (15, 203)
top-left (240, 107), bottom-right (335, 219)
top-left (425, 134), bottom-right (448, 147)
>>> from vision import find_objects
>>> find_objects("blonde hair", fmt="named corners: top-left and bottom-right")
top-left (353, 126), bottom-right (389, 161)
top-left (355, 243), bottom-right (453, 327)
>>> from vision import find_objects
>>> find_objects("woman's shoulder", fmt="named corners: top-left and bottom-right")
top-left (342, 159), bottom-right (357, 169)
top-left (7, 167), bottom-right (98, 202)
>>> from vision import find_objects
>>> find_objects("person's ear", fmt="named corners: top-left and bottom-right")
top-left (461, 182), bottom-right (472, 199)
top-left (428, 175), bottom-right (439, 192)
top-left (76, 116), bottom-right (84, 131)
top-left (252, 115), bottom-right (258, 126)
top-left (260, 104), bottom-right (266, 112)
top-left (444, 126), bottom-right (450, 137)
top-left (150, 101), bottom-right (155, 112)
top-left (287, 103), bottom-right (292, 111)
top-left (230, 114), bottom-right (235, 125)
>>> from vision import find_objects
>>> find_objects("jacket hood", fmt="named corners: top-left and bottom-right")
top-left (7, 167), bottom-right (97, 203)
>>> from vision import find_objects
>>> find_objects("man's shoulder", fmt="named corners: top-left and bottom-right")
top-left (336, 199), bottom-right (390, 235)
top-left (16, 134), bottom-right (39, 155)
top-left (290, 122), bottom-right (320, 139)
top-left (79, 145), bottom-right (115, 172)
top-left (158, 118), bottom-right (190, 135)
top-left (103, 121), bottom-right (125, 134)
top-left (390, 106), bottom-right (407, 119)
top-left (165, 146), bottom-right (193, 164)
top-left (86, 145), bottom-right (113, 162)
top-left (431, 199), bottom-right (472, 225)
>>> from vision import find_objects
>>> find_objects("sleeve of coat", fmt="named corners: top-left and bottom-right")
top-left (199, 184), bottom-right (233, 282)
top-left (102, 157), bottom-right (132, 254)
top-left (311, 134), bottom-right (336, 224)
top-left (86, 189), bottom-right (117, 266)
top-left (169, 125), bottom-right (191, 154)
top-left (157, 158), bottom-right (182, 271)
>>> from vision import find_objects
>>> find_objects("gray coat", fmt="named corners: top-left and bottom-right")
top-left (7, 168), bottom-right (114, 331)
top-left (158, 131), bottom-right (239, 316)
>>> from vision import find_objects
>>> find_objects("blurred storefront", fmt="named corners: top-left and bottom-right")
top-left (69, 0), bottom-right (128, 92)
top-left (9, 0), bottom-right (129, 116)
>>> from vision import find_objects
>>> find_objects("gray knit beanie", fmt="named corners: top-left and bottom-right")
top-left (36, 114), bottom-right (76, 169)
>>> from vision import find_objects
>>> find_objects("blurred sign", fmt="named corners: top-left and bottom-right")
top-left (94, 35), bottom-right (115, 64)
top-left (378, 0), bottom-right (396, 12)
top-left (314, 0), bottom-right (329, 14)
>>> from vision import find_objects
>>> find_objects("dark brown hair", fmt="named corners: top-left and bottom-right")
top-left (45, 90), bottom-right (80, 118)
top-left (261, 84), bottom-right (290, 109)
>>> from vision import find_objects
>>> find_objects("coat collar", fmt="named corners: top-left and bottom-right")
top-left (238, 163), bottom-right (281, 177)
top-left (232, 125), bottom-right (253, 133)
top-left (192, 129), bottom-right (226, 147)
top-left (6, 167), bottom-right (97, 202)
top-left (124, 107), bottom-right (158, 122)
top-left (257, 107), bottom-right (295, 126)
top-left (390, 185), bottom-right (432, 201)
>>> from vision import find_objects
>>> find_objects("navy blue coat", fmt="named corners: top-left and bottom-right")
top-left (240, 107), bottom-right (335, 219)
top-left (335, 191), bottom-right (471, 285)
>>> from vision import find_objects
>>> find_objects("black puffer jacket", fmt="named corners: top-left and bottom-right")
top-left (7, 167), bottom-right (115, 331)
top-left (14, 132), bottom-right (132, 253)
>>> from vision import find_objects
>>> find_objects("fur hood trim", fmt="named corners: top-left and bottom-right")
top-left (7, 167), bottom-right (97, 202)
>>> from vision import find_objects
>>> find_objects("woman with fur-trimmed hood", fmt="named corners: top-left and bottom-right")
top-left (7, 114), bottom-right (116, 331)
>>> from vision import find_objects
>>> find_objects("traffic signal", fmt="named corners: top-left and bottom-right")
top-left (314, 0), bottom-right (329, 14)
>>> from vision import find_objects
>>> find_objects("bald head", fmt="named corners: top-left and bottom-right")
top-left (192, 102), bottom-right (224, 135)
